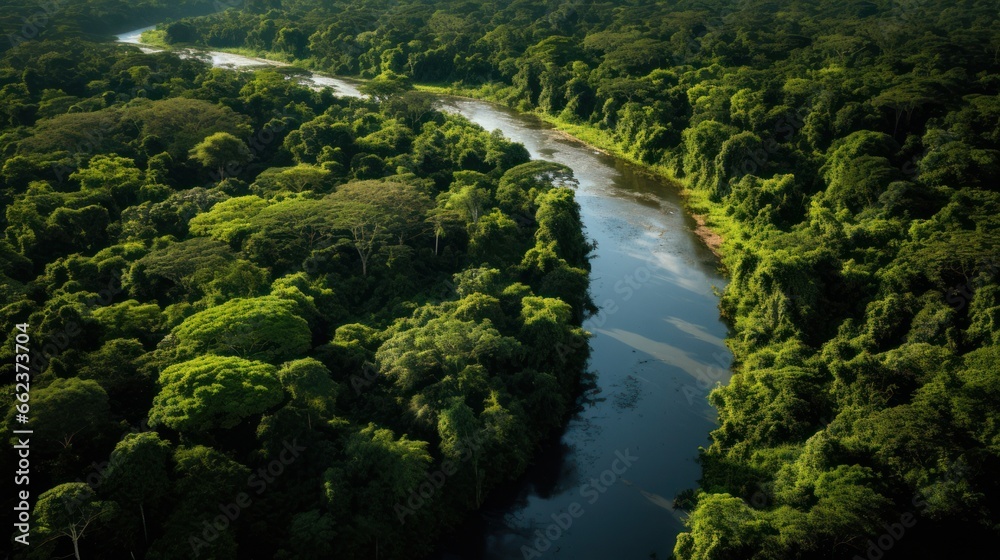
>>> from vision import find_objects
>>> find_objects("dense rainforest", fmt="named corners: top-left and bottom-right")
top-left (0, 14), bottom-right (595, 559)
top-left (1, 0), bottom-right (220, 47)
top-left (142, 0), bottom-right (1000, 558)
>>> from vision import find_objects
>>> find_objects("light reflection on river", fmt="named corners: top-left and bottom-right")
top-left (116, 29), bottom-right (733, 559)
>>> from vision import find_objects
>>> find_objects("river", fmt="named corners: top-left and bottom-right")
top-left (116, 27), bottom-right (733, 560)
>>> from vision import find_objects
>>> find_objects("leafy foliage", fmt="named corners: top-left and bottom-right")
top-left (0, 23), bottom-right (592, 560)
top-left (149, 355), bottom-right (284, 433)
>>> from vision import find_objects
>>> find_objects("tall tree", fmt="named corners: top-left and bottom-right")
top-left (34, 483), bottom-right (118, 560)
top-left (104, 432), bottom-right (173, 543)
top-left (188, 132), bottom-right (252, 179)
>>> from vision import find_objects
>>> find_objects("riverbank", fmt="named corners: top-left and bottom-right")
top-left (123, 30), bottom-right (731, 260)
top-left (416, 83), bottom-right (733, 259)
top-left (135, 29), bottom-right (310, 69)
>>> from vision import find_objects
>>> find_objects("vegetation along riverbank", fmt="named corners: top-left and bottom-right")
top-left (1, 0), bottom-right (998, 559)
top-left (156, 1), bottom-right (1000, 558)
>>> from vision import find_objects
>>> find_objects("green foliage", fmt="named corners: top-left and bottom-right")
top-left (147, 0), bottom-right (997, 556)
top-left (322, 424), bottom-right (432, 556)
top-left (359, 70), bottom-right (413, 103)
top-left (376, 312), bottom-right (519, 394)
top-left (0, 23), bottom-right (582, 560)
top-left (149, 355), bottom-right (284, 433)
top-left (277, 357), bottom-right (339, 421)
top-left (0, 33), bottom-right (593, 559)
top-left (188, 131), bottom-right (252, 179)
top-left (673, 493), bottom-right (773, 560)
top-left (33, 483), bottom-right (118, 560)
top-left (496, 160), bottom-right (575, 216)
top-left (169, 296), bottom-right (311, 362)
top-left (188, 195), bottom-right (270, 244)
top-left (104, 432), bottom-right (172, 542)
top-left (7, 377), bottom-right (111, 463)
top-left (327, 180), bottom-right (432, 275)
top-left (126, 237), bottom-right (238, 301)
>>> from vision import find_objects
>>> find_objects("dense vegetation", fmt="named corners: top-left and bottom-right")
top-left (153, 0), bottom-right (1000, 558)
top-left (1, 0), bottom-right (218, 51)
top-left (0, 28), bottom-right (594, 559)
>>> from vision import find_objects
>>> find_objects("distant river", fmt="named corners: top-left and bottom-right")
top-left (117, 26), bottom-right (733, 560)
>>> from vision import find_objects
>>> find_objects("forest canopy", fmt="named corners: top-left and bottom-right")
top-left (2, 0), bottom-right (999, 559)
top-left (151, 0), bottom-right (1000, 557)
top-left (0, 18), bottom-right (592, 559)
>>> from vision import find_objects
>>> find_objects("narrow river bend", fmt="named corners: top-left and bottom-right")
top-left (117, 27), bottom-right (733, 560)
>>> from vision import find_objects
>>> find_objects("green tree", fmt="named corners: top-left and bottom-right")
top-left (34, 483), bottom-right (117, 560)
top-left (148, 445), bottom-right (249, 560)
top-left (278, 510), bottom-right (337, 560)
top-left (7, 378), bottom-right (110, 465)
top-left (169, 296), bottom-right (311, 362)
top-left (69, 154), bottom-right (143, 205)
top-left (188, 195), bottom-right (271, 244)
top-left (359, 70), bottom-right (413, 103)
top-left (496, 160), bottom-right (576, 215)
top-left (437, 399), bottom-right (485, 505)
top-left (105, 432), bottom-right (173, 543)
top-left (328, 180), bottom-right (432, 275)
top-left (188, 132), bottom-right (252, 180)
top-left (445, 175), bottom-right (492, 225)
top-left (149, 355), bottom-right (284, 433)
top-left (277, 357), bottom-right (340, 425)
top-left (323, 424), bottom-right (431, 557)
top-left (377, 314), bottom-right (519, 393)
top-left (674, 493), bottom-right (773, 560)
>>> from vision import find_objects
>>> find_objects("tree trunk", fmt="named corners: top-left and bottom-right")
top-left (140, 503), bottom-right (148, 543)
top-left (358, 249), bottom-right (368, 276)
top-left (473, 458), bottom-right (483, 508)
top-left (71, 526), bottom-right (82, 560)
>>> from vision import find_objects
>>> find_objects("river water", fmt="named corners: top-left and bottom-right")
top-left (116, 27), bottom-right (732, 560)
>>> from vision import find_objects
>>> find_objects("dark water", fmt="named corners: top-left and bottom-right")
top-left (429, 100), bottom-right (731, 560)
top-left (116, 29), bottom-right (733, 560)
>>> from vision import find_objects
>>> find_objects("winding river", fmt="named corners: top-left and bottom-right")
top-left (117, 26), bottom-right (732, 560)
